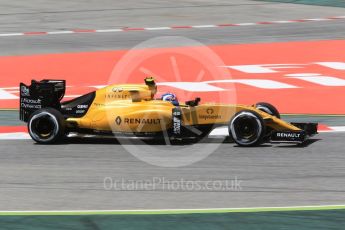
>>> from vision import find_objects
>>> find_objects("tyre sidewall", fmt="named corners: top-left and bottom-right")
top-left (255, 102), bottom-right (280, 118)
top-left (229, 110), bottom-right (266, 147)
top-left (28, 108), bottom-right (65, 144)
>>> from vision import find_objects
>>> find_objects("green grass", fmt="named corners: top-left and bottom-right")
top-left (0, 208), bottom-right (345, 230)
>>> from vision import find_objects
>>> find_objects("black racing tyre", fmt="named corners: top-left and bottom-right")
top-left (28, 108), bottom-right (66, 144)
top-left (229, 110), bottom-right (266, 147)
top-left (255, 102), bottom-right (280, 118)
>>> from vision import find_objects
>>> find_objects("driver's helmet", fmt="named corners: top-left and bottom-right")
top-left (161, 93), bottom-right (179, 106)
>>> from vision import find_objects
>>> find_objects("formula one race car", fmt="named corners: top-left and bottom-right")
top-left (19, 77), bottom-right (318, 146)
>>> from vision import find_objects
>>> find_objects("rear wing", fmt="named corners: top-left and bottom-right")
top-left (20, 79), bottom-right (66, 122)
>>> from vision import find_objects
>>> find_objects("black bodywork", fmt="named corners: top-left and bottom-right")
top-left (20, 79), bottom-right (95, 122)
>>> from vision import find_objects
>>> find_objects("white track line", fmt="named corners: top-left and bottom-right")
top-left (0, 127), bottom-right (344, 140)
top-left (144, 27), bottom-right (171, 31)
top-left (0, 204), bottom-right (344, 214)
top-left (0, 132), bottom-right (30, 140)
top-left (0, 33), bottom-right (23, 37)
top-left (95, 29), bottom-right (122, 33)
top-left (192, 25), bottom-right (217, 28)
top-left (234, 22), bottom-right (256, 26)
top-left (0, 89), bottom-right (18, 99)
top-left (328, 126), bottom-right (345, 132)
top-left (0, 16), bottom-right (343, 38)
top-left (47, 31), bottom-right (74, 35)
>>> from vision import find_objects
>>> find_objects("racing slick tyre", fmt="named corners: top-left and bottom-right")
top-left (255, 102), bottom-right (280, 118)
top-left (28, 108), bottom-right (66, 144)
top-left (255, 102), bottom-right (280, 141)
top-left (229, 110), bottom-right (266, 147)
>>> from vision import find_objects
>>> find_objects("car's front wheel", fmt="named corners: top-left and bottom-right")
top-left (28, 108), bottom-right (66, 144)
top-left (255, 102), bottom-right (280, 118)
top-left (229, 110), bottom-right (266, 147)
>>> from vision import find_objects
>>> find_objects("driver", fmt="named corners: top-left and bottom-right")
top-left (161, 93), bottom-right (179, 106)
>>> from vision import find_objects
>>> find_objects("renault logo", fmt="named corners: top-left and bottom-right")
top-left (115, 116), bottom-right (122, 125)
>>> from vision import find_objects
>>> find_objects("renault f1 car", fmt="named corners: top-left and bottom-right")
top-left (19, 77), bottom-right (318, 146)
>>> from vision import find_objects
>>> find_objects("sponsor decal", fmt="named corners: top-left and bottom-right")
top-left (94, 103), bottom-right (109, 107)
top-left (276, 132), bottom-right (301, 138)
top-left (20, 85), bottom-right (30, 96)
top-left (199, 107), bottom-right (221, 120)
top-left (172, 109), bottom-right (182, 135)
top-left (206, 108), bottom-right (214, 114)
top-left (173, 110), bottom-right (181, 117)
top-left (115, 116), bottom-right (122, 125)
top-left (77, 104), bottom-right (88, 109)
top-left (76, 105), bottom-right (87, 114)
top-left (20, 98), bottom-right (41, 104)
top-left (112, 87), bottom-right (123, 92)
top-left (106, 94), bottom-right (130, 99)
top-left (74, 104), bottom-right (89, 114)
top-left (173, 117), bottom-right (181, 135)
top-left (124, 118), bottom-right (161, 125)
top-left (20, 98), bottom-right (42, 109)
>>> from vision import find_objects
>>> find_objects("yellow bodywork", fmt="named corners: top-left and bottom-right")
top-left (66, 82), bottom-right (301, 134)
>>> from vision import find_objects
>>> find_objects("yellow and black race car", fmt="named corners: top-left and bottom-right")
top-left (19, 77), bottom-right (317, 146)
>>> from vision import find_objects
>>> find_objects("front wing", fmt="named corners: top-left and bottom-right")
top-left (270, 123), bottom-right (318, 143)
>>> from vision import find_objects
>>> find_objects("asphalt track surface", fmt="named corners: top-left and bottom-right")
top-left (0, 132), bottom-right (344, 211)
top-left (1, 0), bottom-right (345, 55)
top-left (0, 0), bottom-right (345, 211)
top-left (2, 19), bottom-right (345, 56)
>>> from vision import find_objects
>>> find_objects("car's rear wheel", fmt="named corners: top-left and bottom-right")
top-left (28, 108), bottom-right (66, 144)
top-left (229, 110), bottom-right (266, 147)
top-left (255, 102), bottom-right (280, 118)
